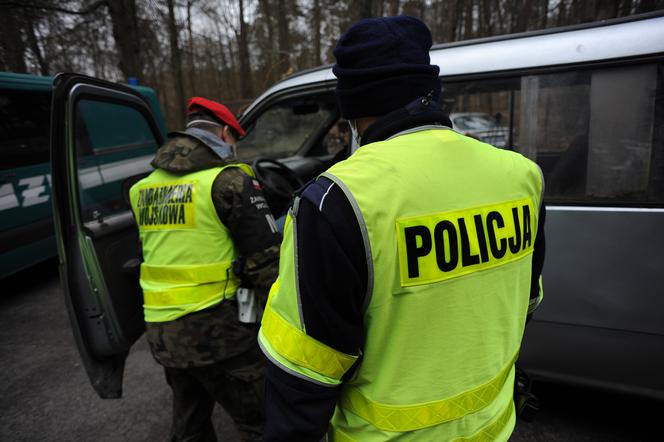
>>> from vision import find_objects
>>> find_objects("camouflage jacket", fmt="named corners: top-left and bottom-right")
top-left (144, 131), bottom-right (281, 368)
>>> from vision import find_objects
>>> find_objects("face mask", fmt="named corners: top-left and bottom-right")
top-left (348, 120), bottom-right (361, 155)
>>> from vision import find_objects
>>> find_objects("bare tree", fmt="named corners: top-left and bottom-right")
top-left (165, 0), bottom-right (186, 124)
top-left (312, 0), bottom-right (322, 65)
top-left (359, 0), bottom-right (374, 18)
top-left (238, 0), bottom-right (253, 97)
top-left (276, 0), bottom-right (291, 75)
top-left (0, 3), bottom-right (28, 72)
top-left (106, 0), bottom-right (145, 82)
top-left (22, 8), bottom-right (49, 75)
top-left (186, 0), bottom-right (197, 95)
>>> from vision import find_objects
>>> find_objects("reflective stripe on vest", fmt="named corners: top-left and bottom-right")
top-left (261, 301), bottom-right (358, 380)
top-left (338, 352), bottom-right (518, 432)
top-left (141, 261), bottom-right (235, 284)
top-left (331, 397), bottom-right (514, 442)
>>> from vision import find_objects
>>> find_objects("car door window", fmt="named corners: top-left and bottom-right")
top-left (443, 62), bottom-right (664, 205)
top-left (75, 99), bottom-right (158, 222)
top-left (0, 88), bottom-right (51, 170)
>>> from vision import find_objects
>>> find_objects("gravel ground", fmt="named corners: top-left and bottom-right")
top-left (1, 259), bottom-right (662, 441)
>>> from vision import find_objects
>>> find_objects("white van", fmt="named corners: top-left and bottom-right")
top-left (51, 12), bottom-right (664, 400)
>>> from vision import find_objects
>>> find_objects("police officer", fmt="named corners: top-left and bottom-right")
top-left (129, 97), bottom-right (280, 441)
top-left (258, 16), bottom-right (545, 441)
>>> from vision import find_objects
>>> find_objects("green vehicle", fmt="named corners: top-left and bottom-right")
top-left (0, 72), bottom-right (167, 279)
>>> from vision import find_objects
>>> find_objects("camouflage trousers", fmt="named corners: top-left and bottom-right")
top-left (164, 345), bottom-right (265, 442)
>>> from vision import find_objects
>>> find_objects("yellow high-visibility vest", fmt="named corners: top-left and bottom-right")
top-left (259, 127), bottom-right (543, 441)
top-left (129, 163), bottom-right (254, 323)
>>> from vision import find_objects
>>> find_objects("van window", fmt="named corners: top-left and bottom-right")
top-left (238, 97), bottom-right (337, 160)
top-left (0, 89), bottom-right (51, 170)
top-left (75, 99), bottom-right (158, 222)
top-left (443, 62), bottom-right (664, 206)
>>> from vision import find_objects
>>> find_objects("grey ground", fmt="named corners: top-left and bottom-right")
top-left (1, 259), bottom-right (662, 441)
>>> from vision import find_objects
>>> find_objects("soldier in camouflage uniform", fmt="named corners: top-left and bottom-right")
top-left (137, 97), bottom-right (280, 442)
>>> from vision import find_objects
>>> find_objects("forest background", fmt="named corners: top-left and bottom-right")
top-left (1, 0), bottom-right (663, 129)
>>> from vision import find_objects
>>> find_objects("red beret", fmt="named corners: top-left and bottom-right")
top-left (186, 96), bottom-right (246, 137)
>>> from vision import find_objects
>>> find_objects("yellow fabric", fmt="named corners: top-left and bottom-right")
top-left (261, 305), bottom-right (358, 380)
top-left (452, 400), bottom-right (514, 442)
top-left (338, 352), bottom-right (518, 432)
top-left (143, 279), bottom-right (239, 307)
top-left (133, 180), bottom-right (196, 230)
top-left (330, 400), bottom-right (514, 442)
top-left (259, 127), bottom-right (542, 440)
top-left (325, 128), bottom-right (542, 440)
top-left (395, 197), bottom-right (536, 287)
top-left (140, 261), bottom-right (235, 284)
top-left (130, 164), bottom-right (253, 322)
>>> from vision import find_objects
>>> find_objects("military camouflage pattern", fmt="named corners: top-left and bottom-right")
top-left (211, 167), bottom-right (281, 303)
top-left (145, 299), bottom-right (258, 368)
top-left (144, 133), bottom-right (280, 367)
top-left (150, 134), bottom-right (226, 172)
top-left (165, 345), bottom-right (265, 442)
top-left (141, 130), bottom-right (279, 441)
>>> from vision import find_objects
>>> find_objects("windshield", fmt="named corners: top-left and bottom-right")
top-left (238, 97), bottom-right (336, 160)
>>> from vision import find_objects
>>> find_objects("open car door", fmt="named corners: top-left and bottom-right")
top-left (50, 73), bottom-right (164, 398)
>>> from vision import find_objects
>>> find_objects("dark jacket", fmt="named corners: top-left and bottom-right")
top-left (262, 99), bottom-right (546, 440)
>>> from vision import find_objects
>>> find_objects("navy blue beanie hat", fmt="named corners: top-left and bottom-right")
top-left (333, 16), bottom-right (441, 119)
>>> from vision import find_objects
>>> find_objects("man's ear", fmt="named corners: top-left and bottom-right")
top-left (221, 125), bottom-right (233, 143)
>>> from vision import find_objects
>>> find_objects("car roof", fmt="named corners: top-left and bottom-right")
top-left (242, 13), bottom-right (664, 117)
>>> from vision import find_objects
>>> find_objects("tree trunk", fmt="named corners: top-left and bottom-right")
top-left (238, 0), bottom-right (253, 97)
top-left (387, 0), bottom-right (401, 15)
top-left (635, 0), bottom-right (657, 13)
top-left (106, 0), bottom-right (144, 82)
top-left (540, 0), bottom-right (549, 28)
top-left (619, 0), bottom-right (634, 15)
top-left (445, 0), bottom-right (459, 42)
top-left (479, 0), bottom-right (493, 37)
top-left (166, 0), bottom-right (186, 125)
top-left (22, 9), bottom-right (49, 75)
top-left (556, 0), bottom-right (567, 26)
top-left (463, 0), bottom-right (475, 39)
top-left (186, 0), bottom-right (197, 96)
top-left (259, 0), bottom-right (276, 83)
top-left (359, 0), bottom-right (374, 19)
top-left (313, 0), bottom-right (322, 65)
top-left (276, 0), bottom-right (291, 76)
top-left (514, 0), bottom-right (533, 32)
top-left (0, 4), bottom-right (27, 73)
top-left (226, 39), bottom-right (239, 98)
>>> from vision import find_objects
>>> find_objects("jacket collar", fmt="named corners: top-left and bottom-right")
top-left (361, 96), bottom-right (452, 146)
top-left (168, 126), bottom-right (235, 162)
